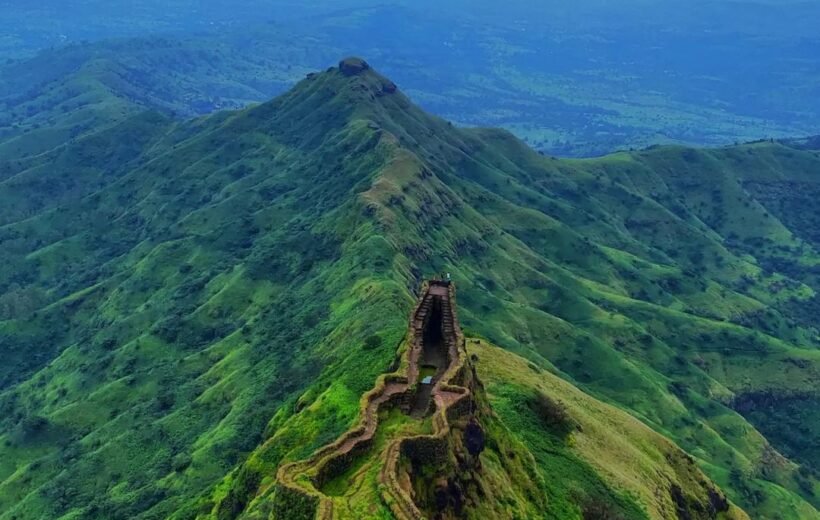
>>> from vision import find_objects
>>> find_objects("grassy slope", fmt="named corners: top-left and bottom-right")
top-left (471, 339), bottom-right (749, 520)
top-left (0, 61), bottom-right (817, 519)
top-left (200, 66), bottom-right (819, 519)
top-left (0, 67), bottom-right (414, 519)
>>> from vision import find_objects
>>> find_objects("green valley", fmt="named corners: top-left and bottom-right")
top-left (0, 58), bottom-right (818, 519)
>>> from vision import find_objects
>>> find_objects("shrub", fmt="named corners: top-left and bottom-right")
top-left (582, 496), bottom-right (625, 520)
top-left (463, 419), bottom-right (485, 456)
top-left (12, 415), bottom-right (50, 444)
top-left (529, 391), bottom-right (574, 438)
top-left (171, 453), bottom-right (193, 473)
top-left (363, 334), bottom-right (383, 350)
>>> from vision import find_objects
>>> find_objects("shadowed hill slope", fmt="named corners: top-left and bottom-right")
top-left (0, 59), bottom-right (818, 519)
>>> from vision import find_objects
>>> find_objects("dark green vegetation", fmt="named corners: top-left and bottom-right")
top-left (2, 0), bottom-right (819, 157)
top-left (0, 58), bottom-right (818, 519)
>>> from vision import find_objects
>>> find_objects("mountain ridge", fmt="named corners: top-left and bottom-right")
top-left (0, 59), bottom-right (818, 519)
top-left (6, 6), bottom-right (820, 159)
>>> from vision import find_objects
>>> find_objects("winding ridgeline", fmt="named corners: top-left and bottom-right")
top-left (0, 57), bottom-right (818, 519)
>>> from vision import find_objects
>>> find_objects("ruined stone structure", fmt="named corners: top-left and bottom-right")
top-left (273, 281), bottom-right (474, 520)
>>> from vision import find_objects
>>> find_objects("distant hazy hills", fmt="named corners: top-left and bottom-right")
top-left (0, 58), bottom-right (817, 519)
top-left (2, 2), bottom-right (819, 157)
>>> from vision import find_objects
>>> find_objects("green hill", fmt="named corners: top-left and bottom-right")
top-left (0, 34), bottom-right (322, 161)
top-left (0, 58), bottom-right (818, 519)
top-left (5, 2), bottom-right (820, 159)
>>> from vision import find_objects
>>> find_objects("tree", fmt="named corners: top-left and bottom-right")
top-left (363, 334), bottom-right (382, 350)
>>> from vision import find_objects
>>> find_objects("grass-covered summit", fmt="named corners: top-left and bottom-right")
top-left (0, 58), bottom-right (818, 519)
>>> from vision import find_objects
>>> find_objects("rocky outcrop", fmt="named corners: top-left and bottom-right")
top-left (381, 80), bottom-right (398, 95)
top-left (338, 57), bottom-right (370, 76)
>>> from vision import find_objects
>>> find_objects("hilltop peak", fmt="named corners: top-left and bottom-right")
top-left (334, 56), bottom-right (399, 95)
top-left (303, 57), bottom-right (398, 98)
top-left (338, 56), bottom-right (371, 76)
